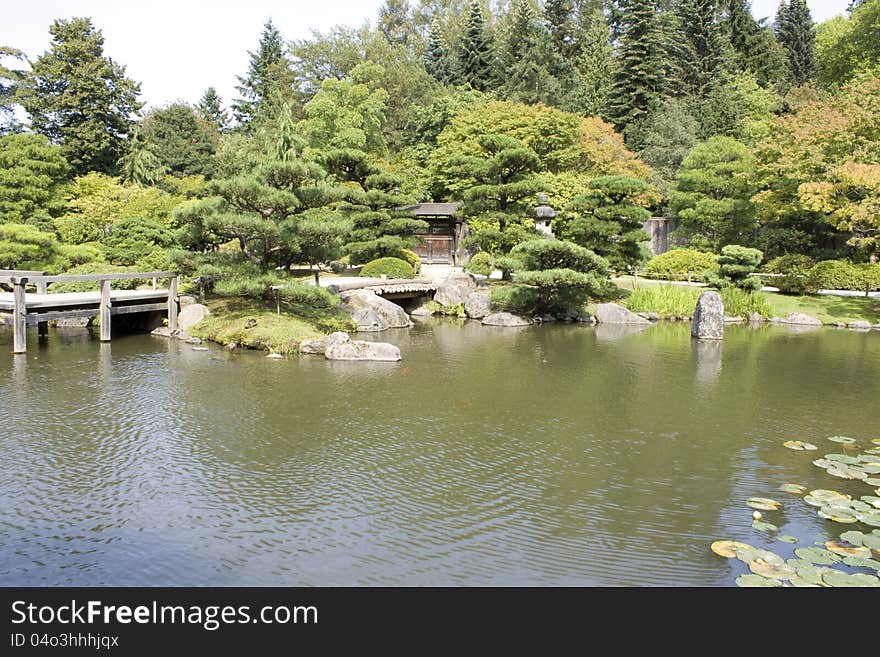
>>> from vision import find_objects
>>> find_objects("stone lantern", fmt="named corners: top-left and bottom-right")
top-left (534, 193), bottom-right (556, 238)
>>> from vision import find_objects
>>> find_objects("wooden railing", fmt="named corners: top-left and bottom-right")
top-left (0, 271), bottom-right (178, 354)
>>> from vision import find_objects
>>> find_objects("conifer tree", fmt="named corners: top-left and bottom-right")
top-left (457, 0), bottom-right (495, 91)
top-left (0, 46), bottom-right (27, 134)
top-left (776, 0), bottom-right (816, 86)
top-left (19, 18), bottom-right (142, 176)
top-left (424, 20), bottom-right (455, 84)
top-left (196, 87), bottom-right (230, 133)
top-left (545, 0), bottom-right (578, 60)
top-left (676, 0), bottom-right (726, 95)
top-left (233, 19), bottom-right (294, 129)
top-left (571, 5), bottom-right (615, 117)
top-left (500, 0), bottom-right (560, 105)
top-left (722, 0), bottom-right (787, 87)
top-left (608, 0), bottom-right (663, 133)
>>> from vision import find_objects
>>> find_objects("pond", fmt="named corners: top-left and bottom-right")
top-left (1, 321), bottom-right (878, 585)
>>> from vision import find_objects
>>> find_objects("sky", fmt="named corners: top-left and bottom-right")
top-left (0, 0), bottom-right (854, 112)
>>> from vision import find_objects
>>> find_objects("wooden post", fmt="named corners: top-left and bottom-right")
top-left (99, 280), bottom-right (112, 341)
top-left (167, 276), bottom-right (179, 332)
top-left (36, 279), bottom-right (48, 338)
top-left (12, 279), bottom-right (26, 354)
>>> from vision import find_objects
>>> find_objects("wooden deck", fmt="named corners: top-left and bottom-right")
top-left (0, 270), bottom-right (178, 354)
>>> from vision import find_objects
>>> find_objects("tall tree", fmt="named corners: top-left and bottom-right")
top-left (233, 19), bottom-right (294, 129)
top-left (776, 0), bottom-right (816, 86)
top-left (571, 5), bottom-right (615, 117)
top-left (723, 1), bottom-right (788, 87)
top-left (20, 18), bottom-right (142, 176)
top-left (0, 46), bottom-right (27, 134)
top-left (196, 87), bottom-right (230, 133)
top-left (117, 126), bottom-right (166, 186)
top-left (139, 103), bottom-right (218, 178)
top-left (457, 0), bottom-right (496, 91)
top-left (499, 0), bottom-right (559, 105)
top-left (378, 0), bottom-right (414, 47)
top-left (676, 0), bottom-right (726, 95)
top-left (608, 0), bottom-right (663, 136)
top-left (424, 19), bottom-right (455, 84)
top-left (545, 0), bottom-right (578, 60)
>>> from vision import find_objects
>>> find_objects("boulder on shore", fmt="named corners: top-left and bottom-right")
top-left (299, 337), bottom-right (328, 355)
top-left (178, 303), bottom-right (210, 331)
top-left (481, 312), bottom-right (532, 327)
top-left (464, 292), bottom-right (491, 319)
top-left (594, 303), bottom-right (650, 325)
top-left (691, 290), bottom-right (724, 340)
top-left (434, 272), bottom-right (477, 308)
top-left (324, 332), bottom-right (401, 361)
top-left (778, 312), bottom-right (823, 326)
top-left (848, 320), bottom-right (872, 330)
top-left (340, 289), bottom-right (411, 332)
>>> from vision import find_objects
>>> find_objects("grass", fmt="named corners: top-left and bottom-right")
top-left (620, 280), bottom-right (880, 324)
top-left (189, 298), bottom-right (354, 354)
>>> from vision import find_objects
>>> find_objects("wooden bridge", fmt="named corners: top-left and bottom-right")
top-left (0, 270), bottom-right (178, 354)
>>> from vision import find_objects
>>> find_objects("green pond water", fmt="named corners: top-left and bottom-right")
top-left (1, 320), bottom-right (878, 586)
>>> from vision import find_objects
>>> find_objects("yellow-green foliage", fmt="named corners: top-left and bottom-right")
top-left (643, 249), bottom-right (719, 281)
top-left (624, 283), bottom-right (771, 318)
top-left (360, 257), bottom-right (414, 279)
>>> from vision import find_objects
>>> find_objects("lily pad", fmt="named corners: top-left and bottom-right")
top-left (866, 478), bottom-right (880, 487)
top-left (828, 436), bottom-right (857, 444)
top-left (825, 465), bottom-right (869, 480)
top-left (778, 535), bottom-right (798, 544)
top-left (818, 507), bottom-right (860, 523)
top-left (842, 556), bottom-right (880, 570)
top-left (788, 574), bottom-right (820, 587)
top-left (862, 496), bottom-right (880, 509)
top-left (795, 547), bottom-right (841, 565)
top-left (809, 489), bottom-right (851, 501)
top-left (752, 519), bottom-right (778, 532)
top-left (872, 439), bottom-right (880, 446)
top-left (711, 540), bottom-right (752, 558)
top-left (736, 574), bottom-right (781, 587)
top-left (824, 540), bottom-right (871, 558)
top-left (784, 440), bottom-right (817, 450)
top-left (862, 534), bottom-right (880, 550)
top-left (859, 510), bottom-right (880, 527)
top-left (749, 559), bottom-right (796, 580)
top-left (840, 530), bottom-right (866, 546)
top-left (821, 571), bottom-right (880, 587)
top-left (747, 497), bottom-right (782, 511)
top-left (778, 483), bottom-right (807, 495)
top-left (825, 453), bottom-right (860, 464)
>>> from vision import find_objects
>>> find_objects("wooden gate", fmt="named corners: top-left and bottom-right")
top-left (414, 220), bottom-right (455, 264)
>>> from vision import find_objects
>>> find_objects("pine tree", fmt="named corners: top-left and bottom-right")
top-left (0, 46), bottom-right (27, 134)
top-left (608, 0), bottom-right (663, 134)
top-left (500, 0), bottom-right (560, 105)
top-left (19, 18), bottom-right (142, 176)
top-left (196, 87), bottom-right (230, 133)
top-left (571, 5), bottom-right (615, 117)
top-left (424, 20), bottom-right (455, 84)
top-left (676, 0), bottom-right (726, 95)
top-left (545, 0), bottom-right (578, 60)
top-left (233, 19), bottom-right (293, 129)
top-left (117, 127), bottom-right (166, 186)
top-left (457, 0), bottom-right (495, 91)
top-left (722, 0), bottom-right (788, 87)
top-left (776, 0), bottom-right (816, 86)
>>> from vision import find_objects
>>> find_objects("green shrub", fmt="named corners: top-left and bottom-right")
top-left (806, 260), bottom-right (865, 291)
top-left (763, 254), bottom-right (814, 295)
top-left (511, 239), bottom-right (610, 274)
top-left (277, 283), bottom-right (338, 309)
top-left (861, 263), bottom-right (880, 291)
top-left (359, 257), bottom-right (415, 279)
top-left (48, 263), bottom-right (144, 292)
top-left (213, 273), bottom-right (284, 299)
top-left (708, 245), bottom-right (763, 291)
top-left (397, 249), bottom-right (421, 275)
top-left (642, 248), bottom-right (718, 281)
top-left (466, 251), bottom-right (493, 276)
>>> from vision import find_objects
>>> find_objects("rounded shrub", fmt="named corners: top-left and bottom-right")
top-left (642, 249), bottom-right (718, 281)
top-left (359, 257), bottom-right (415, 279)
top-left (806, 260), bottom-right (865, 291)
top-left (764, 254), bottom-right (814, 295)
top-left (466, 251), bottom-right (493, 276)
top-left (397, 249), bottom-right (421, 275)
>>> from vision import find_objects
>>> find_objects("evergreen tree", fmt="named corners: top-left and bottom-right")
top-left (378, 0), bottom-right (413, 47)
top-left (545, 0), bottom-right (578, 60)
top-left (0, 132), bottom-right (70, 223)
top-left (0, 46), bottom-right (27, 134)
top-left (457, 0), bottom-right (495, 91)
top-left (571, 5), bottom-right (615, 117)
top-left (608, 0), bottom-right (663, 135)
top-left (196, 87), bottom-right (230, 133)
top-left (424, 20), bottom-right (455, 84)
top-left (139, 103), bottom-right (218, 178)
top-left (723, 1), bottom-right (788, 87)
top-left (676, 0), bottom-right (726, 95)
top-left (233, 20), bottom-right (294, 129)
top-left (500, 0), bottom-right (559, 105)
top-left (776, 0), bottom-right (816, 86)
top-left (19, 18), bottom-right (143, 176)
top-left (117, 127), bottom-right (166, 186)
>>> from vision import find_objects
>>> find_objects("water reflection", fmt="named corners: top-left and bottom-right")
top-left (692, 338), bottom-right (722, 384)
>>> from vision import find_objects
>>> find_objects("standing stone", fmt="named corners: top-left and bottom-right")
top-left (178, 303), bottom-right (210, 331)
top-left (464, 292), bottom-right (491, 319)
top-left (691, 291), bottom-right (724, 340)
